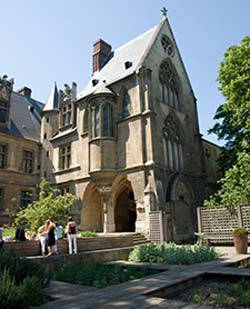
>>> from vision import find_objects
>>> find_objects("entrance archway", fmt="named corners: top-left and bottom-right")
top-left (81, 183), bottom-right (103, 232)
top-left (115, 189), bottom-right (136, 232)
top-left (166, 174), bottom-right (195, 241)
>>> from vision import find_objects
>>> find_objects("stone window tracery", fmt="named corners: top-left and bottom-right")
top-left (163, 114), bottom-right (183, 171)
top-left (103, 103), bottom-right (113, 137)
top-left (91, 102), bottom-right (113, 138)
top-left (83, 108), bottom-right (89, 133)
top-left (59, 83), bottom-right (76, 129)
top-left (22, 150), bottom-right (33, 174)
top-left (161, 35), bottom-right (174, 56)
top-left (122, 91), bottom-right (131, 118)
top-left (159, 60), bottom-right (180, 110)
top-left (59, 143), bottom-right (71, 170)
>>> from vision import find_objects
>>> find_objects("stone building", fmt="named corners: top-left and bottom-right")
top-left (0, 76), bottom-right (44, 225)
top-left (0, 11), bottom-right (220, 241)
top-left (41, 11), bottom-right (219, 242)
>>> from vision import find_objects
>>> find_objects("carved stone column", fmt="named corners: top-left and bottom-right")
top-left (98, 185), bottom-right (115, 233)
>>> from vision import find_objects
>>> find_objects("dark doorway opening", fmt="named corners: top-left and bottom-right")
top-left (115, 190), bottom-right (136, 232)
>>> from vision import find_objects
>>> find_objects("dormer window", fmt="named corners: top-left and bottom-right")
top-left (92, 79), bottom-right (99, 87)
top-left (122, 91), bottom-right (131, 118)
top-left (59, 83), bottom-right (76, 129)
top-left (61, 103), bottom-right (72, 126)
top-left (0, 101), bottom-right (8, 123)
top-left (124, 61), bottom-right (132, 69)
top-left (0, 75), bottom-right (13, 125)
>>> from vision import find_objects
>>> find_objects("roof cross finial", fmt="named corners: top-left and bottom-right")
top-left (161, 6), bottom-right (167, 17)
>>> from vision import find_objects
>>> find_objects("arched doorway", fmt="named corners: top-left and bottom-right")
top-left (115, 189), bottom-right (136, 232)
top-left (166, 174), bottom-right (195, 241)
top-left (81, 183), bottom-right (103, 232)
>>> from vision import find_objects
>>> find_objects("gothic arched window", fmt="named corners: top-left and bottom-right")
top-left (122, 91), bottom-right (131, 118)
top-left (83, 108), bottom-right (89, 133)
top-left (163, 113), bottom-right (183, 171)
top-left (91, 103), bottom-right (113, 138)
top-left (159, 60), bottom-right (180, 111)
top-left (103, 103), bottom-right (113, 137)
top-left (92, 105), bottom-right (100, 138)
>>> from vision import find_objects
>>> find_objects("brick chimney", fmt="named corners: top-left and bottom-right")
top-left (92, 39), bottom-right (112, 73)
top-left (17, 86), bottom-right (32, 98)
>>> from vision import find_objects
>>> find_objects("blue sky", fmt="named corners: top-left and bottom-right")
top-left (1, 0), bottom-right (249, 144)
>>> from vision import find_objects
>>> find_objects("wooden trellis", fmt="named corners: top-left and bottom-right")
top-left (197, 206), bottom-right (250, 243)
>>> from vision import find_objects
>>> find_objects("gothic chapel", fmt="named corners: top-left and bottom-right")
top-left (41, 10), bottom-right (218, 241)
top-left (40, 11), bottom-right (208, 242)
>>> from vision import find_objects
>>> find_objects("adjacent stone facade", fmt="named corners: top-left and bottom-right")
top-left (0, 76), bottom-right (43, 225)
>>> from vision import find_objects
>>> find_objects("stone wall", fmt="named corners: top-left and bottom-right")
top-left (3, 235), bottom-right (133, 256)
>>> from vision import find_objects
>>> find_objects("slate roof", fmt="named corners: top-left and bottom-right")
top-left (43, 82), bottom-right (59, 111)
top-left (78, 23), bottom-right (161, 100)
top-left (0, 92), bottom-right (44, 142)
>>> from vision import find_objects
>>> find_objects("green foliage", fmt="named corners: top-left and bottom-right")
top-left (78, 231), bottom-right (98, 237)
top-left (204, 151), bottom-right (250, 211)
top-left (0, 249), bottom-right (48, 286)
top-left (0, 251), bottom-right (48, 308)
top-left (128, 243), bottom-right (219, 265)
top-left (232, 227), bottom-right (249, 236)
top-left (209, 36), bottom-right (250, 169)
top-left (15, 178), bottom-right (77, 232)
top-left (232, 279), bottom-right (250, 306)
top-left (3, 226), bottom-right (15, 238)
top-left (214, 293), bottom-right (235, 307)
top-left (192, 293), bottom-right (203, 305)
top-left (0, 269), bottom-right (46, 309)
top-left (54, 260), bottom-right (159, 288)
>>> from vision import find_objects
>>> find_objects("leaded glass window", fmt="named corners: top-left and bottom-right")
top-left (159, 60), bottom-right (180, 110)
top-left (122, 91), bottom-right (131, 118)
top-left (163, 114), bottom-right (183, 171)
top-left (103, 104), bottom-right (113, 137)
top-left (59, 144), bottom-right (71, 170)
top-left (23, 150), bottom-right (33, 174)
top-left (0, 145), bottom-right (6, 168)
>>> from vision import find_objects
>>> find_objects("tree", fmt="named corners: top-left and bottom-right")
top-left (209, 36), bottom-right (250, 169)
top-left (204, 151), bottom-right (250, 213)
top-left (15, 178), bottom-right (77, 232)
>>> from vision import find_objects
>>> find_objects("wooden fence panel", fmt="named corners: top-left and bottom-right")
top-left (149, 211), bottom-right (161, 243)
top-left (197, 207), bottom-right (241, 243)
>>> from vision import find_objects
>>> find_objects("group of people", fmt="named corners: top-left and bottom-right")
top-left (38, 216), bottom-right (78, 256)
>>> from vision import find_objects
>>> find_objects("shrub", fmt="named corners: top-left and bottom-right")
top-left (54, 260), bottom-right (158, 288)
top-left (0, 269), bottom-right (46, 309)
top-left (232, 227), bottom-right (249, 236)
top-left (78, 231), bottom-right (98, 237)
top-left (0, 250), bottom-right (48, 286)
top-left (128, 243), bottom-right (219, 265)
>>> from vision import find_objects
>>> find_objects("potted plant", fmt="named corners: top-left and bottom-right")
top-left (232, 227), bottom-right (249, 254)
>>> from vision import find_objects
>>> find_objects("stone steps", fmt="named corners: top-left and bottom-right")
top-left (132, 234), bottom-right (150, 245)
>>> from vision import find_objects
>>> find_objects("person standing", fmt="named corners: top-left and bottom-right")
top-left (65, 217), bottom-right (78, 254)
top-left (54, 222), bottom-right (63, 254)
top-left (38, 221), bottom-right (48, 256)
top-left (47, 220), bottom-right (56, 256)
top-left (14, 223), bottom-right (26, 242)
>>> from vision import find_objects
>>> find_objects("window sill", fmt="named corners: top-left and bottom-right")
top-left (53, 165), bottom-right (81, 175)
top-left (89, 136), bottom-right (116, 142)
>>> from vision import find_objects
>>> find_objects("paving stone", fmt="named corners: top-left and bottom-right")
top-left (37, 246), bottom-right (250, 308)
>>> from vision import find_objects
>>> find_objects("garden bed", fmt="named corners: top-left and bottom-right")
top-left (148, 273), bottom-right (250, 308)
top-left (54, 260), bottom-right (163, 288)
